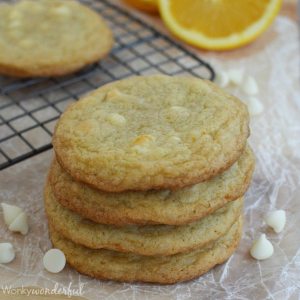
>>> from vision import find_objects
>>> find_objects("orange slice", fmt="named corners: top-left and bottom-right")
top-left (159, 0), bottom-right (283, 50)
top-left (123, 0), bottom-right (158, 13)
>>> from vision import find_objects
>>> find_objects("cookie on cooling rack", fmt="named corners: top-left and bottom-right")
top-left (0, 0), bottom-right (113, 77)
top-left (53, 75), bottom-right (250, 192)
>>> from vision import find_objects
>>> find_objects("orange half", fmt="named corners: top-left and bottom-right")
top-left (159, 0), bottom-right (283, 50)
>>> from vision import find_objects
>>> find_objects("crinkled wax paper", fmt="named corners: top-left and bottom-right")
top-left (0, 3), bottom-right (299, 300)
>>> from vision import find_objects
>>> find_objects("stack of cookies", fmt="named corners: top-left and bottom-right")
top-left (45, 75), bottom-right (255, 284)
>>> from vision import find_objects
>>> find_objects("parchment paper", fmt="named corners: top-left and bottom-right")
top-left (0, 2), bottom-right (299, 299)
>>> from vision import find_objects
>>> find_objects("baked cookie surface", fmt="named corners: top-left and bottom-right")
top-left (45, 181), bottom-right (242, 256)
top-left (49, 146), bottom-right (254, 225)
top-left (0, 0), bottom-right (113, 77)
top-left (49, 216), bottom-right (242, 284)
top-left (53, 75), bottom-right (250, 192)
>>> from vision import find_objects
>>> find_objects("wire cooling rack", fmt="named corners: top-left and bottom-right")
top-left (0, 0), bottom-right (215, 170)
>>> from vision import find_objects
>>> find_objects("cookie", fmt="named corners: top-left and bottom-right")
top-left (0, 0), bottom-right (113, 77)
top-left (49, 216), bottom-right (242, 284)
top-left (49, 146), bottom-right (254, 225)
top-left (53, 75), bottom-right (250, 192)
top-left (45, 181), bottom-right (243, 256)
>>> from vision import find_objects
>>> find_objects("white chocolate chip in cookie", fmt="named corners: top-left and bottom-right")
top-left (43, 249), bottom-right (66, 273)
top-left (189, 129), bottom-right (201, 142)
top-left (106, 113), bottom-right (126, 126)
top-left (53, 6), bottom-right (71, 16)
top-left (250, 234), bottom-right (274, 260)
top-left (105, 89), bottom-right (123, 101)
top-left (133, 134), bottom-right (155, 146)
top-left (264, 210), bottom-right (286, 233)
top-left (168, 136), bottom-right (181, 143)
top-left (132, 134), bottom-right (155, 154)
top-left (0, 243), bottom-right (15, 264)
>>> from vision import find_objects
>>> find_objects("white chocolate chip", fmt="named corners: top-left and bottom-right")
top-left (250, 234), bottom-right (274, 260)
top-left (247, 97), bottom-right (264, 116)
top-left (168, 136), bottom-right (181, 143)
top-left (0, 243), bottom-right (15, 264)
top-left (132, 145), bottom-right (148, 154)
top-left (242, 76), bottom-right (259, 95)
top-left (54, 6), bottom-right (71, 16)
top-left (264, 210), bottom-right (286, 233)
top-left (8, 212), bottom-right (29, 235)
top-left (106, 113), bottom-right (126, 126)
top-left (43, 249), bottom-right (66, 273)
top-left (1, 203), bottom-right (29, 235)
top-left (227, 69), bottom-right (245, 85)
top-left (133, 134), bottom-right (154, 145)
top-left (1, 203), bottom-right (22, 226)
top-left (216, 71), bottom-right (229, 88)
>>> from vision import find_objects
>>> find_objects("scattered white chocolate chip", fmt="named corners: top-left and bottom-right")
top-left (247, 97), bottom-right (264, 116)
top-left (1, 203), bottom-right (29, 235)
top-left (43, 249), bottom-right (66, 273)
top-left (242, 76), bottom-right (259, 95)
top-left (216, 71), bottom-right (229, 88)
top-left (106, 113), bottom-right (126, 126)
top-left (227, 69), bottom-right (245, 85)
top-left (0, 243), bottom-right (15, 264)
top-left (264, 210), bottom-right (286, 233)
top-left (8, 212), bottom-right (28, 235)
top-left (250, 234), bottom-right (274, 260)
top-left (1, 203), bottom-right (22, 226)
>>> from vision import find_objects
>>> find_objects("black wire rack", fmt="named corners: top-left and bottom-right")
top-left (0, 0), bottom-right (215, 170)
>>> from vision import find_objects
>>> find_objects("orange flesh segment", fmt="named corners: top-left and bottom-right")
top-left (169, 0), bottom-right (271, 38)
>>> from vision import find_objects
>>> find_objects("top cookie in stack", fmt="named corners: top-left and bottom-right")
top-left (46, 75), bottom-right (254, 284)
top-left (53, 75), bottom-right (249, 192)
